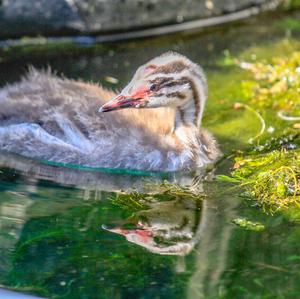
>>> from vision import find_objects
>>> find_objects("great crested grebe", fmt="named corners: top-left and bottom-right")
top-left (0, 52), bottom-right (220, 172)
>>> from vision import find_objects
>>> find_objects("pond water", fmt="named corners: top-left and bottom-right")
top-left (1, 9), bottom-right (300, 299)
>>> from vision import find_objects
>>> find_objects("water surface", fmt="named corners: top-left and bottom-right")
top-left (1, 9), bottom-right (300, 299)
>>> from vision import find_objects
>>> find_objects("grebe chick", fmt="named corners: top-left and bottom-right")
top-left (0, 52), bottom-right (220, 172)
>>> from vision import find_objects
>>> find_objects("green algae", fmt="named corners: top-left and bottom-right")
top-left (111, 181), bottom-right (204, 213)
top-left (232, 150), bottom-right (300, 213)
top-left (232, 218), bottom-right (265, 232)
top-left (238, 51), bottom-right (300, 113)
top-left (220, 47), bottom-right (300, 213)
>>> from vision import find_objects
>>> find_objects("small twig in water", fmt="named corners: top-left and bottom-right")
top-left (255, 262), bottom-right (291, 273)
top-left (277, 110), bottom-right (300, 121)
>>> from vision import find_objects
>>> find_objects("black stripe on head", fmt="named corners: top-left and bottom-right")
top-left (150, 77), bottom-right (191, 89)
top-left (150, 78), bottom-right (190, 98)
top-left (166, 92), bottom-right (186, 99)
top-left (149, 76), bottom-right (174, 84)
top-left (160, 78), bottom-right (191, 89)
top-left (154, 92), bottom-right (186, 99)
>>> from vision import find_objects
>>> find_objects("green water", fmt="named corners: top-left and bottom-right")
top-left (1, 9), bottom-right (300, 299)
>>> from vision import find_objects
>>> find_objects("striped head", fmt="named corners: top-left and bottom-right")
top-left (99, 52), bottom-right (207, 126)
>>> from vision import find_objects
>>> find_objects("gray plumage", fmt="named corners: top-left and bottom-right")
top-left (0, 53), bottom-right (220, 172)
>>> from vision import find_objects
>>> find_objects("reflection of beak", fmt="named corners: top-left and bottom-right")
top-left (98, 86), bottom-right (149, 113)
top-left (102, 225), bottom-right (153, 243)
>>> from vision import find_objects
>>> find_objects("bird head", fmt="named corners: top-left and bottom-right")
top-left (98, 52), bottom-right (207, 114)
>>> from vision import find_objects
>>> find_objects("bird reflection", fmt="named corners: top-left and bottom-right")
top-left (0, 153), bottom-right (237, 299)
top-left (0, 150), bottom-right (212, 258)
top-left (0, 151), bottom-right (208, 192)
top-left (103, 193), bottom-right (205, 256)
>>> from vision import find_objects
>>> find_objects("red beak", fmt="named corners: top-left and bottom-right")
top-left (98, 95), bottom-right (139, 112)
top-left (98, 86), bottom-right (149, 113)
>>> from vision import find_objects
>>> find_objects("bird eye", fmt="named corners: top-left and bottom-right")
top-left (150, 83), bottom-right (159, 92)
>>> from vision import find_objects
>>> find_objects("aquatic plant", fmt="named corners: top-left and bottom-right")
top-left (220, 51), bottom-right (300, 212)
top-left (232, 217), bottom-right (265, 231)
top-left (111, 181), bottom-right (204, 213)
top-left (231, 149), bottom-right (300, 213)
top-left (250, 129), bottom-right (300, 153)
top-left (239, 51), bottom-right (300, 116)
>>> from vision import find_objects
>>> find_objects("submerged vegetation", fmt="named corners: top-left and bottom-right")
top-left (239, 51), bottom-right (300, 114)
top-left (111, 181), bottom-right (204, 213)
top-left (223, 50), bottom-right (300, 212)
top-left (232, 217), bottom-right (265, 231)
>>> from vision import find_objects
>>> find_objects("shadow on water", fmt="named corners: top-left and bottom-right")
top-left (1, 7), bottom-right (300, 299)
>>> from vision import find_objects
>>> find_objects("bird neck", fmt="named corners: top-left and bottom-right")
top-left (171, 100), bottom-right (202, 149)
top-left (174, 99), bottom-right (201, 132)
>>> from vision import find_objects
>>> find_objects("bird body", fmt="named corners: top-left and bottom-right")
top-left (0, 53), bottom-right (220, 172)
